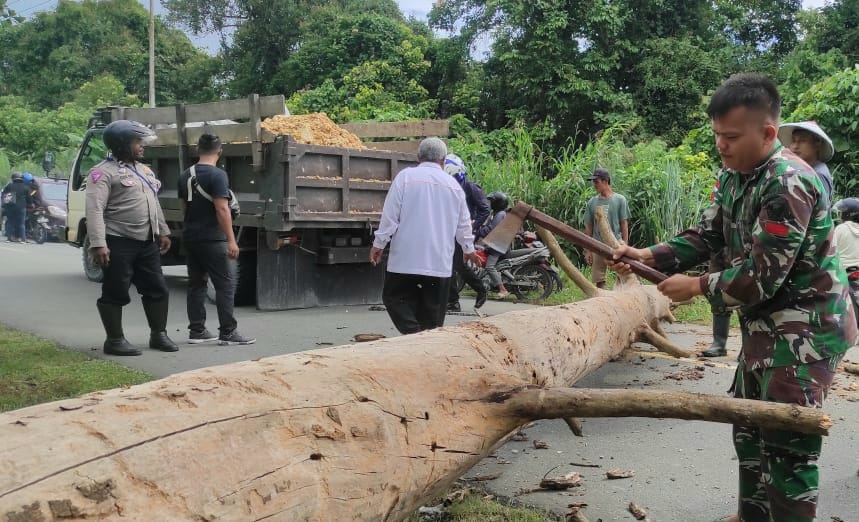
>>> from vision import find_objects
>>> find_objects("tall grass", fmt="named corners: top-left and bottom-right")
top-left (449, 124), bottom-right (716, 253)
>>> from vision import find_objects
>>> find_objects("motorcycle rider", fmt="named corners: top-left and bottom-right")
top-left (86, 120), bottom-right (178, 356)
top-left (833, 198), bottom-right (859, 326)
top-left (445, 153), bottom-right (490, 311)
top-left (2, 172), bottom-right (31, 243)
top-left (476, 191), bottom-right (511, 300)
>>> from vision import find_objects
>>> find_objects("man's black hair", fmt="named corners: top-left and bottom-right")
top-left (197, 134), bottom-right (222, 154)
top-left (706, 73), bottom-right (781, 121)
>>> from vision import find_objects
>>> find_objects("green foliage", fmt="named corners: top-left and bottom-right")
top-left (450, 122), bottom-right (715, 255)
top-left (0, 0), bottom-right (220, 109)
top-left (788, 65), bottom-right (859, 195)
top-left (815, 0), bottom-right (859, 63)
top-left (286, 35), bottom-right (436, 122)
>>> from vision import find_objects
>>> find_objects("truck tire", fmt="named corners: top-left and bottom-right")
top-left (82, 234), bottom-right (104, 283)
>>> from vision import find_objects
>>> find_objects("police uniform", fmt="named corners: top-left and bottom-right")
top-left (650, 143), bottom-right (856, 521)
top-left (85, 158), bottom-right (170, 307)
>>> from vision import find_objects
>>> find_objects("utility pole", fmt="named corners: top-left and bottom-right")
top-left (148, 0), bottom-right (155, 108)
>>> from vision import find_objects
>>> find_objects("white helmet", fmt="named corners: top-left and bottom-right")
top-left (444, 153), bottom-right (467, 180)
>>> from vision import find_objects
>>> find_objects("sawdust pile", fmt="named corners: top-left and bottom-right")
top-left (261, 113), bottom-right (366, 149)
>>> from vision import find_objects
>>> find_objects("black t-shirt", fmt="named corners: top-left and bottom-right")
top-left (178, 164), bottom-right (231, 242)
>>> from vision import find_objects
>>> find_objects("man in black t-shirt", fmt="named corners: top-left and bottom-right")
top-left (178, 134), bottom-right (255, 345)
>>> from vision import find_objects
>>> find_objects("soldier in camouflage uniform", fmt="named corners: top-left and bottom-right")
top-left (612, 73), bottom-right (856, 521)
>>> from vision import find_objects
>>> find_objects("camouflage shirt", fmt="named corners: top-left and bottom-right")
top-left (651, 143), bottom-right (857, 369)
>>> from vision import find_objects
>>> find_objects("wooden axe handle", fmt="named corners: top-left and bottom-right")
top-left (512, 203), bottom-right (669, 284)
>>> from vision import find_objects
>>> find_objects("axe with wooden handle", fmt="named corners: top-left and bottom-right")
top-left (479, 201), bottom-right (669, 284)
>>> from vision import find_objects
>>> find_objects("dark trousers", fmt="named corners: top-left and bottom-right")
top-left (448, 243), bottom-right (483, 305)
top-left (382, 272), bottom-right (450, 334)
top-left (98, 235), bottom-right (168, 306)
top-left (185, 240), bottom-right (237, 335)
top-left (5, 209), bottom-right (25, 240)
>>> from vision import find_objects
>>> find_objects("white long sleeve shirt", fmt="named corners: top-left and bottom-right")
top-left (835, 221), bottom-right (859, 269)
top-left (373, 161), bottom-right (475, 277)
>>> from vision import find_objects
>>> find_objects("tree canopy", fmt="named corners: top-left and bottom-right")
top-left (0, 0), bottom-right (220, 109)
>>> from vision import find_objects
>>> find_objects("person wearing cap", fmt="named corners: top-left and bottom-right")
top-left (778, 121), bottom-right (834, 204)
top-left (582, 167), bottom-right (630, 289)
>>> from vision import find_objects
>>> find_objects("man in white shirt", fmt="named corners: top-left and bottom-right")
top-left (833, 198), bottom-right (859, 327)
top-left (370, 137), bottom-right (481, 334)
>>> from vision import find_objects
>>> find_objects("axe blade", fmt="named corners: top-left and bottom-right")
top-left (479, 201), bottom-right (532, 254)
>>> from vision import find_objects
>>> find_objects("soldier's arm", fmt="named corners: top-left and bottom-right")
top-left (85, 170), bottom-right (110, 249)
top-left (703, 174), bottom-right (816, 310)
top-left (156, 201), bottom-right (171, 237)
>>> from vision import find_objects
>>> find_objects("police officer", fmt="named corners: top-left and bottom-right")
top-left (86, 120), bottom-right (178, 356)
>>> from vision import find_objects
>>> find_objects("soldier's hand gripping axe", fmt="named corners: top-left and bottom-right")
top-left (479, 202), bottom-right (669, 285)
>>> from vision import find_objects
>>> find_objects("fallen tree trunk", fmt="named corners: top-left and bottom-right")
top-left (0, 287), bottom-right (663, 521)
top-left (0, 285), bottom-right (830, 521)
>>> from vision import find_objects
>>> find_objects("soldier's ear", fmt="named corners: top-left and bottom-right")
top-left (763, 123), bottom-right (778, 144)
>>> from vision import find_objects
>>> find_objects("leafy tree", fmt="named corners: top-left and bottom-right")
top-left (788, 66), bottom-right (859, 194)
top-left (0, 0), bottom-right (220, 109)
top-left (269, 10), bottom-right (418, 95)
top-left (814, 0), bottom-right (859, 64)
top-left (0, 74), bottom-right (138, 159)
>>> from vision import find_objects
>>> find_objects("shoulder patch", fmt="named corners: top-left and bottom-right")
top-left (90, 170), bottom-right (106, 183)
top-left (764, 222), bottom-right (790, 237)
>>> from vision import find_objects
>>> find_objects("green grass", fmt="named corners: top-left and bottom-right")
top-left (405, 491), bottom-right (556, 522)
top-left (0, 324), bottom-right (153, 412)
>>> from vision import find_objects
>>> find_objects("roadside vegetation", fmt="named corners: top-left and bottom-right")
top-left (0, 324), bottom-right (152, 412)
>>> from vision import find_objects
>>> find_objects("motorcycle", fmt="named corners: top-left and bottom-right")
top-left (513, 230), bottom-right (564, 292)
top-left (847, 267), bottom-right (859, 327)
top-left (456, 245), bottom-right (558, 300)
top-left (25, 207), bottom-right (52, 244)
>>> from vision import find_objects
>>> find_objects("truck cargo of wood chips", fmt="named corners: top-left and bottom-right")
top-left (65, 95), bottom-right (427, 310)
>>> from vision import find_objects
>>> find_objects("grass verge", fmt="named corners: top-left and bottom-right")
top-left (0, 324), bottom-right (152, 412)
top-left (405, 487), bottom-right (556, 522)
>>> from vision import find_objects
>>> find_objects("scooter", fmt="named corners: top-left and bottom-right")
top-left (847, 267), bottom-right (859, 327)
top-left (26, 207), bottom-right (51, 244)
top-left (513, 230), bottom-right (564, 292)
top-left (456, 245), bottom-right (556, 300)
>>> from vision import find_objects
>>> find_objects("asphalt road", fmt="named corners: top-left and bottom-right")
top-left (2, 241), bottom-right (858, 520)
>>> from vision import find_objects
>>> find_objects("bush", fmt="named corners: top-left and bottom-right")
top-left (448, 121), bottom-right (716, 258)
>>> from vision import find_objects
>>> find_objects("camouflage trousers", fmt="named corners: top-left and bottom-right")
top-left (731, 356), bottom-right (841, 521)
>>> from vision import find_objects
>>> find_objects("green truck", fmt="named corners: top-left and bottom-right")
top-left (65, 95), bottom-right (423, 310)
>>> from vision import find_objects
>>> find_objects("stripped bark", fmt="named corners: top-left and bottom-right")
top-left (0, 288), bottom-right (675, 521)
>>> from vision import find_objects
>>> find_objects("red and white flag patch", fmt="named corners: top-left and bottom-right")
top-left (764, 222), bottom-right (790, 237)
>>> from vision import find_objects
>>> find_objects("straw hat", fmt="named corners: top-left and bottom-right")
top-left (778, 121), bottom-right (835, 162)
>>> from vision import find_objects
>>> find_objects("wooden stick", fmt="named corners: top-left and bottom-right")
top-left (595, 207), bottom-right (637, 286)
top-left (535, 226), bottom-right (599, 298)
top-left (639, 325), bottom-right (693, 358)
top-left (512, 202), bottom-right (668, 284)
top-left (502, 388), bottom-right (832, 435)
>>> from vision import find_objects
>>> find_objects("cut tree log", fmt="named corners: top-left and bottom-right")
top-left (0, 287), bottom-right (831, 521)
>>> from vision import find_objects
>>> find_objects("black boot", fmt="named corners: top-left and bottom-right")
top-left (143, 300), bottom-right (179, 352)
top-left (701, 313), bottom-right (730, 357)
top-left (97, 302), bottom-right (141, 356)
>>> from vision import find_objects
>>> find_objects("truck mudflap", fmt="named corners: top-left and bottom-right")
top-left (256, 240), bottom-right (386, 310)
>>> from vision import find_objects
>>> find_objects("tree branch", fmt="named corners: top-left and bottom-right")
top-left (639, 325), bottom-right (693, 358)
top-left (502, 388), bottom-right (832, 435)
top-left (535, 226), bottom-right (600, 298)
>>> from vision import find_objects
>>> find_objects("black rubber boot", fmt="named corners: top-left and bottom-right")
top-left (97, 302), bottom-right (141, 356)
top-left (143, 300), bottom-right (179, 352)
top-left (701, 313), bottom-right (731, 357)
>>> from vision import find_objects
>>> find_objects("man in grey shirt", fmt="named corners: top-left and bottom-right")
top-left (583, 167), bottom-right (630, 289)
